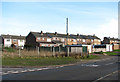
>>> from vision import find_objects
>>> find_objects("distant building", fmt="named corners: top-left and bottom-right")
top-left (103, 37), bottom-right (120, 50)
top-left (26, 31), bottom-right (101, 49)
top-left (1, 34), bottom-right (26, 49)
top-left (103, 37), bottom-right (120, 44)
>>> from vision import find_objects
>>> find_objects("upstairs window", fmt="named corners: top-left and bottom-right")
top-left (20, 40), bottom-right (23, 42)
top-left (7, 39), bottom-right (10, 42)
top-left (13, 39), bottom-right (17, 42)
top-left (37, 37), bottom-right (40, 40)
top-left (61, 38), bottom-right (64, 42)
top-left (83, 39), bottom-right (85, 42)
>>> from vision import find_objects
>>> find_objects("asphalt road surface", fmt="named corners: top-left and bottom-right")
top-left (2, 56), bottom-right (120, 81)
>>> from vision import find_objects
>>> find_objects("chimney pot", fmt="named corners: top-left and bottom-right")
top-left (40, 30), bottom-right (43, 35)
top-left (55, 32), bottom-right (57, 35)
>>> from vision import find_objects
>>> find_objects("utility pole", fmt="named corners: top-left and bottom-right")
top-left (66, 18), bottom-right (69, 57)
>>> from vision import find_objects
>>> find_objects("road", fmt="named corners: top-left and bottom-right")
top-left (2, 55), bottom-right (120, 81)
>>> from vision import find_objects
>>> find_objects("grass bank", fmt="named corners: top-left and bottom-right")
top-left (94, 49), bottom-right (120, 56)
top-left (2, 55), bottom-right (100, 67)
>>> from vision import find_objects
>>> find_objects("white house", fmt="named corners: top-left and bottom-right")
top-left (1, 34), bottom-right (26, 49)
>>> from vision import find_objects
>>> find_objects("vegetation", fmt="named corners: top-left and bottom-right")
top-left (4, 47), bottom-right (16, 52)
top-left (93, 49), bottom-right (120, 56)
top-left (2, 57), bottom-right (78, 67)
top-left (113, 49), bottom-right (120, 52)
top-left (103, 52), bottom-right (118, 56)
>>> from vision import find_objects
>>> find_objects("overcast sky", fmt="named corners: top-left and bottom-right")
top-left (1, 2), bottom-right (118, 40)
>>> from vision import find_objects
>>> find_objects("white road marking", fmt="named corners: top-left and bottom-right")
top-left (36, 69), bottom-right (42, 70)
top-left (2, 73), bottom-right (9, 75)
top-left (60, 66), bottom-right (64, 67)
top-left (42, 68), bottom-right (49, 70)
top-left (81, 64), bottom-right (100, 67)
top-left (105, 63), bottom-right (114, 65)
top-left (27, 69), bottom-right (35, 72)
top-left (12, 71), bottom-right (19, 74)
top-left (93, 71), bottom-right (118, 82)
top-left (21, 70), bottom-right (28, 72)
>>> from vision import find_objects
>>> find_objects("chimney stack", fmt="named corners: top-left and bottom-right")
top-left (40, 30), bottom-right (43, 35)
top-left (55, 32), bottom-right (57, 35)
top-left (67, 33), bottom-right (69, 36)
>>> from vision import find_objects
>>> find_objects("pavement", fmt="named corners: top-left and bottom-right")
top-left (1, 54), bottom-right (120, 81)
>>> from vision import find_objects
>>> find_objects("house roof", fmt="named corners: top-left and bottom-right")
top-left (67, 44), bottom-right (82, 47)
top-left (52, 40), bottom-right (63, 44)
top-left (105, 37), bottom-right (120, 41)
top-left (1, 34), bottom-right (26, 40)
top-left (30, 31), bottom-right (100, 40)
top-left (37, 42), bottom-right (56, 44)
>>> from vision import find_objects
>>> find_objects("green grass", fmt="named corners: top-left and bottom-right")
top-left (2, 55), bottom-right (100, 67)
top-left (4, 47), bottom-right (15, 52)
top-left (2, 57), bottom-right (79, 67)
top-left (82, 55), bottom-right (100, 60)
top-left (113, 49), bottom-right (120, 52)
top-left (103, 52), bottom-right (118, 56)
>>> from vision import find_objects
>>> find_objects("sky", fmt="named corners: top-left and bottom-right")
top-left (0, 2), bottom-right (118, 40)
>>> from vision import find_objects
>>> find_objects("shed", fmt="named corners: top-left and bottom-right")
top-left (67, 45), bottom-right (87, 53)
top-left (93, 44), bottom-right (113, 52)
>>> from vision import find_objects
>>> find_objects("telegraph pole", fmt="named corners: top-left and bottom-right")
top-left (66, 18), bottom-right (68, 34)
top-left (66, 18), bottom-right (69, 57)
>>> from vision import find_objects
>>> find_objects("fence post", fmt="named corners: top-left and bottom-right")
top-left (59, 46), bottom-right (60, 52)
top-left (67, 47), bottom-right (69, 57)
top-left (38, 47), bottom-right (39, 56)
top-left (19, 47), bottom-right (21, 57)
top-left (53, 46), bottom-right (55, 57)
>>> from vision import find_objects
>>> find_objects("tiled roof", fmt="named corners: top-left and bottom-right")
top-left (30, 31), bottom-right (100, 40)
top-left (52, 40), bottom-right (63, 44)
top-left (105, 37), bottom-right (120, 41)
top-left (1, 34), bottom-right (26, 40)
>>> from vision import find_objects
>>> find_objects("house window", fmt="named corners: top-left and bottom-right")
top-left (37, 37), bottom-right (40, 40)
top-left (53, 37), bottom-right (56, 40)
top-left (91, 40), bottom-right (93, 42)
top-left (13, 39), bottom-right (17, 42)
top-left (20, 40), bottom-right (23, 42)
top-left (98, 40), bottom-right (101, 42)
top-left (42, 38), bottom-right (44, 40)
top-left (47, 38), bottom-right (51, 42)
top-left (73, 39), bottom-right (76, 42)
top-left (7, 39), bottom-right (10, 42)
top-left (83, 39), bottom-right (85, 42)
top-left (61, 38), bottom-right (64, 42)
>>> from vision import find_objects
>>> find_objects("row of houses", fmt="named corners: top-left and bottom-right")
top-left (1, 31), bottom-right (120, 53)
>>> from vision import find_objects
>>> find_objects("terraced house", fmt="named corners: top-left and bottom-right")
top-left (1, 34), bottom-right (26, 49)
top-left (26, 31), bottom-right (101, 48)
top-left (103, 37), bottom-right (120, 50)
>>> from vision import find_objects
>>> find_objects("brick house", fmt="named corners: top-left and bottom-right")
top-left (103, 37), bottom-right (120, 50)
top-left (103, 37), bottom-right (120, 44)
top-left (1, 34), bottom-right (26, 49)
top-left (70, 34), bottom-right (101, 45)
top-left (26, 31), bottom-right (64, 48)
top-left (26, 31), bottom-right (101, 49)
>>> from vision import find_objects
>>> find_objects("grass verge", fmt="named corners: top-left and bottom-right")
top-left (2, 57), bottom-right (78, 67)
top-left (2, 55), bottom-right (100, 67)
top-left (103, 52), bottom-right (118, 56)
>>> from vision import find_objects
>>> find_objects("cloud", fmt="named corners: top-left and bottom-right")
top-left (95, 19), bottom-right (118, 40)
